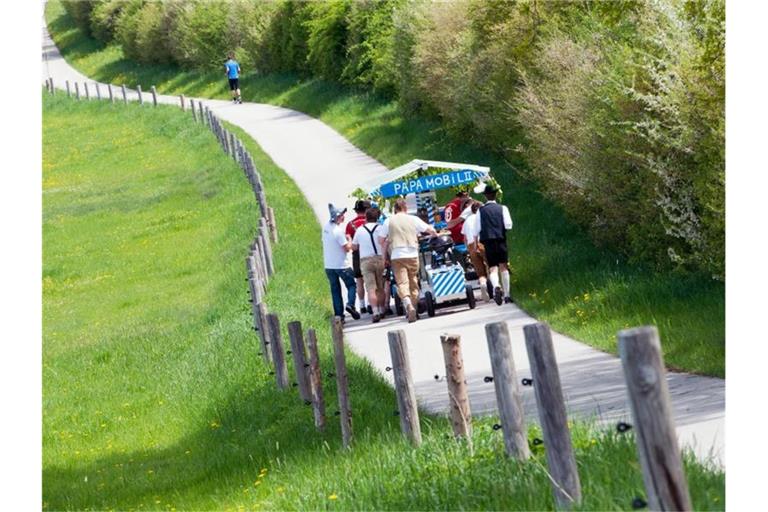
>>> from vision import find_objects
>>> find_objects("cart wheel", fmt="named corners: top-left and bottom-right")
top-left (425, 292), bottom-right (436, 317)
top-left (394, 294), bottom-right (404, 316)
top-left (466, 285), bottom-right (476, 309)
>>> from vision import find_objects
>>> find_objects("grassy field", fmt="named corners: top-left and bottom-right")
top-left (45, 0), bottom-right (725, 378)
top-left (43, 93), bottom-right (724, 510)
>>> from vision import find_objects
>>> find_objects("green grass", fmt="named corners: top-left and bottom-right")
top-left (45, 0), bottom-right (725, 378)
top-left (43, 92), bottom-right (724, 510)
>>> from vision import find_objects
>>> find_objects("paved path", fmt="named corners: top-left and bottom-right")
top-left (43, 19), bottom-right (725, 467)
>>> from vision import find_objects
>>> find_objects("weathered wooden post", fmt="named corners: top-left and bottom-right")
top-left (66, 80), bottom-right (71, 97)
top-left (256, 302), bottom-right (272, 365)
top-left (198, 102), bottom-right (204, 125)
top-left (331, 317), bottom-right (353, 448)
top-left (246, 256), bottom-right (263, 305)
top-left (388, 330), bottom-right (422, 447)
top-left (305, 328), bottom-right (326, 431)
top-left (287, 321), bottom-right (312, 403)
top-left (136, 85), bottom-right (143, 104)
top-left (485, 321), bottom-right (530, 460)
top-left (258, 224), bottom-right (275, 275)
top-left (48, 78), bottom-right (54, 94)
top-left (84, 82), bottom-right (89, 99)
top-left (618, 326), bottom-right (692, 512)
top-left (95, 82), bottom-right (101, 100)
top-left (267, 207), bottom-right (278, 243)
top-left (190, 98), bottom-right (197, 121)
top-left (74, 82), bottom-right (80, 100)
top-left (121, 84), bottom-right (127, 104)
top-left (180, 94), bottom-right (185, 111)
top-left (266, 313), bottom-right (289, 390)
top-left (252, 240), bottom-right (269, 286)
top-left (441, 334), bottom-right (472, 440)
top-left (108, 84), bottom-right (114, 103)
top-left (524, 322), bottom-right (582, 509)
top-left (151, 85), bottom-right (158, 106)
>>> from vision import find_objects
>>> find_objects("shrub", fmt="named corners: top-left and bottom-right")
top-left (90, 0), bottom-right (129, 44)
top-left (61, 0), bottom-right (101, 36)
top-left (305, 0), bottom-right (350, 81)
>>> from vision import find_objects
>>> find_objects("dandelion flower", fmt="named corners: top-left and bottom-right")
top-left (328, 494), bottom-right (338, 500)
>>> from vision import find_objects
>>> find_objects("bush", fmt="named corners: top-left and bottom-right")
top-left (90, 0), bottom-right (129, 44)
top-left (61, 0), bottom-right (101, 36)
top-left (304, 0), bottom-right (350, 81)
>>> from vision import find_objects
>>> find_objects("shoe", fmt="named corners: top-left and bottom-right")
top-left (367, 305), bottom-right (373, 315)
top-left (480, 285), bottom-right (490, 302)
top-left (345, 304), bottom-right (361, 320)
top-left (504, 296), bottom-right (513, 304)
top-left (372, 314), bottom-right (380, 323)
top-left (494, 286), bottom-right (503, 306)
top-left (237, 98), bottom-right (242, 104)
top-left (406, 306), bottom-right (417, 323)
top-left (384, 307), bottom-right (394, 317)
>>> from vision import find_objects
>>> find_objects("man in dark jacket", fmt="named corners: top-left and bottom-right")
top-left (477, 184), bottom-right (513, 305)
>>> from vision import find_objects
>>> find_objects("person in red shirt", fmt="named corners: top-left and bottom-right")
top-left (444, 190), bottom-right (470, 244)
top-left (346, 199), bottom-right (371, 313)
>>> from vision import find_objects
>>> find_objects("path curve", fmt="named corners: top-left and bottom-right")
top-left (42, 19), bottom-right (724, 467)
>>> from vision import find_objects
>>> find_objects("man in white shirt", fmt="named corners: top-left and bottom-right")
top-left (477, 185), bottom-right (514, 305)
top-left (322, 204), bottom-right (361, 321)
top-left (381, 198), bottom-right (437, 323)
top-left (461, 200), bottom-right (490, 302)
top-left (351, 208), bottom-right (387, 323)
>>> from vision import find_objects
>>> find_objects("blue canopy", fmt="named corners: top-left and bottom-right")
top-left (362, 159), bottom-right (491, 199)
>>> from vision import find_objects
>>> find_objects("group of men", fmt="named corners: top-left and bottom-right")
top-left (322, 183), bottom-right (513, 325)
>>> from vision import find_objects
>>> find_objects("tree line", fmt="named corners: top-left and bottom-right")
top-left (62, 0), bottom-right (725, 280)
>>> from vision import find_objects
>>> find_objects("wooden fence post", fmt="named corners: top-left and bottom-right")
top-left (618, 326), bottom-right (692, 511)
top-left (485, 322), bottom-right (530, 460)
top-left (190, 98), bottom-right (197, 121)
top-left (150, 86), bottom-right (157, 106)
top-left (267, 207), bottom-right (278, 243)
top-left (84, 82), bottom-right (89, 100)
top-left (287, 321), bottom-right (312, 403)
top-left (49, 78), bottom-right (54, 94)
top-left (306, 328), bottom-right (326, 431)
top-left (251, 245), bottom-right (267, 289)
top-left (137, 85), bottom-right (143, 104)
top-left (108, 84), bottom-right (114, 103)
top-left (74, 82), bottom-right (80, 100)
top-left (198, 102), bottom-right (204, 126)
top-left (246, 256), bottom-right (263, 305)
top-left (440, 334), bottom-right (472, 440)
top-left (266, 313), bottom-right (289, 390)
top-left (180, 94), bottom-right (185, 111)
top-left (388, 330), bottom-right (422, 447)
top-left (259, 225), bottom-right (275, 275)
top-left (95, 82), bottom-right (101, 100)
top-left (524, 322), bottom-right (582, 509)
top-left (252, 239), bottom-right (269, 286)
top-left (331, 317), bottom-right (353, 448)
top-left (256, 302), bottom-right (272, 365)
top-left (121, 84), bottom-right (127, 104)
top-left (66, 80), bottom-right (71, 97)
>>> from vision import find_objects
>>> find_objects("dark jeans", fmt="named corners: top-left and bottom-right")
top-left (325, 267), bottom-right (357, 317)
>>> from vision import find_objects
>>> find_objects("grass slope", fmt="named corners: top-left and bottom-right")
top-left (43, 93), bottom-right (723, 510)
top-left (45, 0), bottom-right (724, 377)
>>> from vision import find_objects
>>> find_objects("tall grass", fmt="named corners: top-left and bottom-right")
top-left (43, 93), bottom-right (723, 510)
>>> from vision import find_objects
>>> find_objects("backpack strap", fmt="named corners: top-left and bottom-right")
top-left (363, 224), bottom-right (380, 255)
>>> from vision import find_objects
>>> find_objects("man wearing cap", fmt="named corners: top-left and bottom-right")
top-left (323, 204), bottom-right (361, 321)
top-left (443, 190), bottom-right (470, 244)
top-left (346, 199), bottom-right (371, 314)
top-left (381, 198), bottom-right (437, 323)
top-left (477, 184), bottom-right (514, 305)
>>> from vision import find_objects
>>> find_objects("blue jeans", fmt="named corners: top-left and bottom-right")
top-left (325, 268), bottom-right (357, 317)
